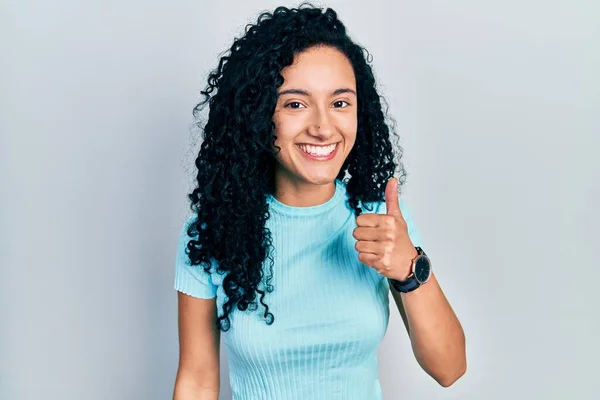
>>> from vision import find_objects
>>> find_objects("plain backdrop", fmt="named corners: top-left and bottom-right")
top-left (1, 0), bottom-right (599, 399)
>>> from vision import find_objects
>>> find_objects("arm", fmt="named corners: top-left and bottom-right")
top-left (173, 292), bottom-right (221, 400)
top-left (391, 272), bottom-right (466, 387)
top-left (353, 178), bottom-right (466, 386)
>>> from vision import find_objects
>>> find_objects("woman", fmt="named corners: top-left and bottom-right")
top-left (173, 4), bottom-right (466, 399)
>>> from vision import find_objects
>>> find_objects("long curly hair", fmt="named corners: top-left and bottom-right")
top-left (186, 3), bottom-right (405, 331)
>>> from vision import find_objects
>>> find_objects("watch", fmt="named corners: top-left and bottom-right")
top-left (388, 247), bottom-right (432, 293)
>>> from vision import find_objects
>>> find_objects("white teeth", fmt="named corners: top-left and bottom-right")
top-left (298, 143), bottom-right (336, 156)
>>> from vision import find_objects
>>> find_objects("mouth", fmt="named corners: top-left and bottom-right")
top-left (296, 142), bottom-right (340, 161)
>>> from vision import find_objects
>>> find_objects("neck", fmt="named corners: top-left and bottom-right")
top-left (272, 175), bottom-right (337, 207)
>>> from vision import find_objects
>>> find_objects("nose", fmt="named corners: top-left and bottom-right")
top-left (308, 108), bottom-right (334, 139)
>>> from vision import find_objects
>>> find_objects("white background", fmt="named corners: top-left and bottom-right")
top-left (2, 0), bottom-right (599, 399)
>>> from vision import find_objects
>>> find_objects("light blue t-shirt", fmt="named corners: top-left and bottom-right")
top-left (174, 179), bottom-right (424, 400)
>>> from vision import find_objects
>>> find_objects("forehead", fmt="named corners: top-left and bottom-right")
top-left (280, 46), bottom-right (356, 92)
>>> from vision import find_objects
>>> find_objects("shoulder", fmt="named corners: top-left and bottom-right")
top-left (174, 212), bottom-right (218, 299)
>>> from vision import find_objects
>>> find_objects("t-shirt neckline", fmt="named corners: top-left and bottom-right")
top-left (267, 179), bottom-right (346, 217)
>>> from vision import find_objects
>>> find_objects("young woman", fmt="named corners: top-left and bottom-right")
top-left (173, 5), bottom-right (466, 399)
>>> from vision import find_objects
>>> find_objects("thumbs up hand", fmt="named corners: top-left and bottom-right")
top-left (352, 177), bottom-right (418, 281)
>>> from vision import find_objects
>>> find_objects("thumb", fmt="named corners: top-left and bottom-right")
top-left (385, 177), bottom-right (401, 216)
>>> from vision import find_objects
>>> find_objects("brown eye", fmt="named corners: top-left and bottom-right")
top-left (285, 102), bottom-right (305, 109)
top-left (333, 100), bottom-right (350, 108)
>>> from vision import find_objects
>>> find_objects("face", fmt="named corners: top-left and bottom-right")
top-left (272, 45), bottom-right (357, 191)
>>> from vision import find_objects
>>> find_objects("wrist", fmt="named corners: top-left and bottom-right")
top-left (394, 247), bottom-right (419, 281)
top-left (388, 246), bottom-right (432, 293)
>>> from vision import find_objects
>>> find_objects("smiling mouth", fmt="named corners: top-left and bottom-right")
top-left (296, 142), bottom-right (339, 157)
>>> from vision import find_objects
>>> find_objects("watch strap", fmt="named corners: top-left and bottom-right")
top-left (388, 276), bottom-right (420, 293)
top-left (388, 247), bottom-right (426, 293)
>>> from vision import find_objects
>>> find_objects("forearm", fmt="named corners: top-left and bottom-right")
top-left (173, 373), bottom-right (219, 400)
top-left (391, 273), bottom-right (466, 386)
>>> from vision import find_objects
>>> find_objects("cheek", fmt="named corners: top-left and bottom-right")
top-left (272, 121), bottom-right (292, 159)
top-left (339, 117), bottom-right (357, 147)
top-left (286, 117), bottom-right (308, 131)
top-left (273, 115), bottom-right (305, 146)
top-left (272, 129), bottom-right (292, 153)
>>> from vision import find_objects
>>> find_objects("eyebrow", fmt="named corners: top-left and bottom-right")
top-left (278, 88), bottom-right (357, 97)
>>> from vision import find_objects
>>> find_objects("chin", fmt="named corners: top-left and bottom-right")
top-left (304, 177), bottom-right (336, 186)
top-left (295, 170), bottom-right (341, 186)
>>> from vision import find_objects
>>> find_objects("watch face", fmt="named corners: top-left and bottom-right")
top-left (414, 255), bottom-right (432, 284)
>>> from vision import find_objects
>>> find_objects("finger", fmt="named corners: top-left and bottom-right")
top-left (358, 252), bottom-right (380, 267)
top-left (352, 226), bottom-right (383, 241)
top-left (356, 213), bottom-right (382, 227)
top-left (355, 240), bottom-right (381, 255)
top-left (385, 177), bottom-right (402, 217)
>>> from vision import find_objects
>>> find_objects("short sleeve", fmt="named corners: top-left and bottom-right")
top-left (173, 216), bottom-right (218, 299)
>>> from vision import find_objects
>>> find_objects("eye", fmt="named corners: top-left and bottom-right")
top-left (333, 100), bottom-right (350, 108)
top-left (285, 102), bottom-right (305, 109)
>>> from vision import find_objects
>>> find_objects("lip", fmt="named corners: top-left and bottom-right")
top-left (296, 142), bottom-right (340, 161)
top-left (297, 142), bottom-right (339, 146)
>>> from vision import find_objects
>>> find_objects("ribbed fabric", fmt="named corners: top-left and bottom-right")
top-left (174, 179), bottom-right (424, 400)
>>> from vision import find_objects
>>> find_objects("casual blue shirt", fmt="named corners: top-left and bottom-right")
top-left (174, 179), bottom-right (424, 399)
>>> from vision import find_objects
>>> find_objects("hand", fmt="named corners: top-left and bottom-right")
top-left (352, 177), bottom-right (418, 281)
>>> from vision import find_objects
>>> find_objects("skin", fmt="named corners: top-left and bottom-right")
top-left (173, 293), bottom-right (219, 400)
top-left (354, 177), bottom-right (467, 386)
top-left (272, 45), bottom-right (466, 386)
top-left (272, 45), bottom-right (357, 207)
top-left (173, 45), bottom-right (466, 400)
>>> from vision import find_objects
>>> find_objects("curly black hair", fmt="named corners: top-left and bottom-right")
top-left (186, 3), bottom-right (405, 331)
